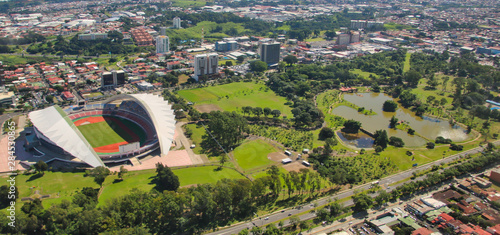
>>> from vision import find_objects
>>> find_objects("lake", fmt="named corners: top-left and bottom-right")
top-left (331, 92), bottom-right (470, 148)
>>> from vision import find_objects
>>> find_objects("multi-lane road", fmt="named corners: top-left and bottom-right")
top-left (208, 141), bottom-right (499, 235)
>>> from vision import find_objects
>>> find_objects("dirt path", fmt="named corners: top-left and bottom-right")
top-left (175, 122), bottom-right (208, 164)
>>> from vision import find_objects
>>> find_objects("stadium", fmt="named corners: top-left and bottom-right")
top-left (27, 94), bottom-right (176, 167)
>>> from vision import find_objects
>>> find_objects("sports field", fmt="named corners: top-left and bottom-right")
top-left (75, 116), bottom-right (146, 153)
top-left (233, 139), bottom-right (278, 172)
top-left (177, 82), bottom-right (293, 117)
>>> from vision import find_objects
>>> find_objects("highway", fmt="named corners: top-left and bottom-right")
top-left (208, 140), bottom-right (499, 235)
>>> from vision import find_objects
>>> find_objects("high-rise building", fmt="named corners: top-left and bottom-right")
top-left (173, 17), bottom-right (181, 29)
top-left (337, 34), bottom-right (351, 45)
top-left (160, 27), bottom-right (166, 36)
top-left (101, 70), bottom-right (126, 89)
top-left (194, 53), bottom-right (219, 81)
top-left (0, 61), bottom-right (3, 86)
top-left (156, 35), bottom-right (169, 54)
top-left (351, 20), bottom-right (384, 30)
top-left (259, 42), bottom-right (280, 65)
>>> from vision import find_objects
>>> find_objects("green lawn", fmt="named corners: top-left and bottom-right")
top-left (350, 69), bottom-right (379, 79)
top-left (305, 37), bottom-right (326, 42)
top-left (174, 166), bottom-right (247, 185)
top-left (184, 123), bottom-right (206, 154)
top-left (15, 172), bottom-right (99, 208)
top-left (233, 139), bottom-right (278, 172)
top-left (177, 82), bottom-right (292, 117)
top-left (404, 52), bottom-right (412, 73)
top-left (98, 169), bottom-right (157, 206)
top-left (76, 117), bottom-right (146, 148)
top-left (0, 54), bottom-right (28, 65)
top-left (171, 0), bottom-right (207, 8)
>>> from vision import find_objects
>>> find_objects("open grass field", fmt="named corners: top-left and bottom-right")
top-left (174, 166), bottom-right (246, 185)
top-left (403, 52), bottom-right (412, 73)
top-left (233, 139), bottom-right (278, 172)
top-left (184, 123), bottom-right (206, 154)
top-left (379, 140), bottom-right (479, 171)
top-left (166, 21), bottom-right (247, 42)
top-left (15, 172), bottom-right (99, 208)
top-left (171, 0), bottom-right (208, 8)
top-left (350, 69), bottom-right (379, 79)
top-left (177, 82), bottom-right (293, 117)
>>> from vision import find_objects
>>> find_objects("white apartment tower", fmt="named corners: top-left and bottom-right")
top-left (194, 53), bottom-right (219, 81)
top-left (156, 35), bottom-right (169, 54)
top-left (173, 17), bottom-right (181, 29)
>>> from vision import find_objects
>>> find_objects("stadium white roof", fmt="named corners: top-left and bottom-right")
top-left (29, 94), bottom-right (175, 167)
top-left (28, 106), bottom-right (105, 167)
top-left (104, 94), bottom-right (176, 157)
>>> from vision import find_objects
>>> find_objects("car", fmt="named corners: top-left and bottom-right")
top-left (281, 210), bottom-right (285, 213)
top-left (288, 213), bottom-right (292, 216)
top-left (265, 217), bottom-right (269, 220)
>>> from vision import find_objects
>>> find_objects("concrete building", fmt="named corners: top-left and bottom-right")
top-left (259, 42), bottom-right (280, 65)
top-left (78, 33), bottom-right (108, 40)
top-left (160, 27), bottom-right (166, 36)
top-left (194, 53), bottom-right (219, 81)
top-left (215, 41), bottom-right (238, 52)
top-left (156, 35), bottom-right (169, 54)
top-left (173, 17), bottom-right (181, 29)
top-left (337, 33), bottom-right (351, 45)
top-left (0, 86), bottom-right (15, 107)
top-left (489, 168), bottom-right (500, 184)
top-left (351, 20), bottom-right (384, 30)
top-left (101, 70), bottom-right (126, 89)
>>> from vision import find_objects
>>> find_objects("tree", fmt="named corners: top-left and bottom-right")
top-left (117, 166), bottom-right (128, 180)
top-left (426, 95), bottom-right (436, 104)
top-left (242, 106), bottom-right (253, 116)
top-left (383, 100), bottom-right (398, 112)
top-left (289, 215), bottom-right (300, 229)
top-left (375, 190), bottom-right (391, 206)
top-left (389, 136), bottom-right (405, 147)
top-left (324, 30), bottom-right (337, 39)
top-left (319, 127), bottom-right (335, 140)
top-left (237, 56), bottom-right (245, 63)
top-left (34, 160), bottom-right (48, 174)
top-left (0, 185), bottom-right (18, 208)
top-left (252, 107), bottom-right (263, 117)
top-left (389, 116), bottom-right (398, 128)
top-left (353, 193), bottom-right (373, 212)
top-left (404, 69), bottom-right (422, 87)
top-left (263, 107), bottom-right (271, 117)
top-left (225, 60), bottom-right (233, 67)
top-left (426, 142), bottom-right (435, 149)
top-left (271, 109), bottom-right (281, 118)
top-left (89, 166), bottom-right (111, 187)
top-left (373, 130), bottom-right (389, 149)
top-left (155, 163), bottom-right (180, 191)
top-left (342, 119), bottom-right (361, 133)
top-left (201, 111), bottom-right (247, 153)
top-left (250, 60), bottom-right (268, 72)
top-left (440, 98), bottom-right (448, 106)
top-left (283, 55), bottom-right (298, 66)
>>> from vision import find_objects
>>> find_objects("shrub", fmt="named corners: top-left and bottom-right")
top-left (426, 142), bottom-right (435, 149)
top-left (319, 127), bottom-right (335, 140)
top-left (450, 144), bottom-right (464, 151)
top-left (389, 136), bottom-right (405, 147)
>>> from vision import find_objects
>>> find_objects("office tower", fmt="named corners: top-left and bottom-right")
top-left (156, 35), bottom-right (170, 54)
top-left (160, 27), bottom-right (166, 36)
top-left (194, 53), bottom-right (219, 80)
top-left (101, 70), bottom-right (126, 89)
top-left (173, 17), bottom-right (181, 29)
top-left (259, 42), bottom-right (280, 65)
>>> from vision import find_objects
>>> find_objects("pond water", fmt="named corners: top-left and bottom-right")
top-left (331, 92), bottom-right (470, 147)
